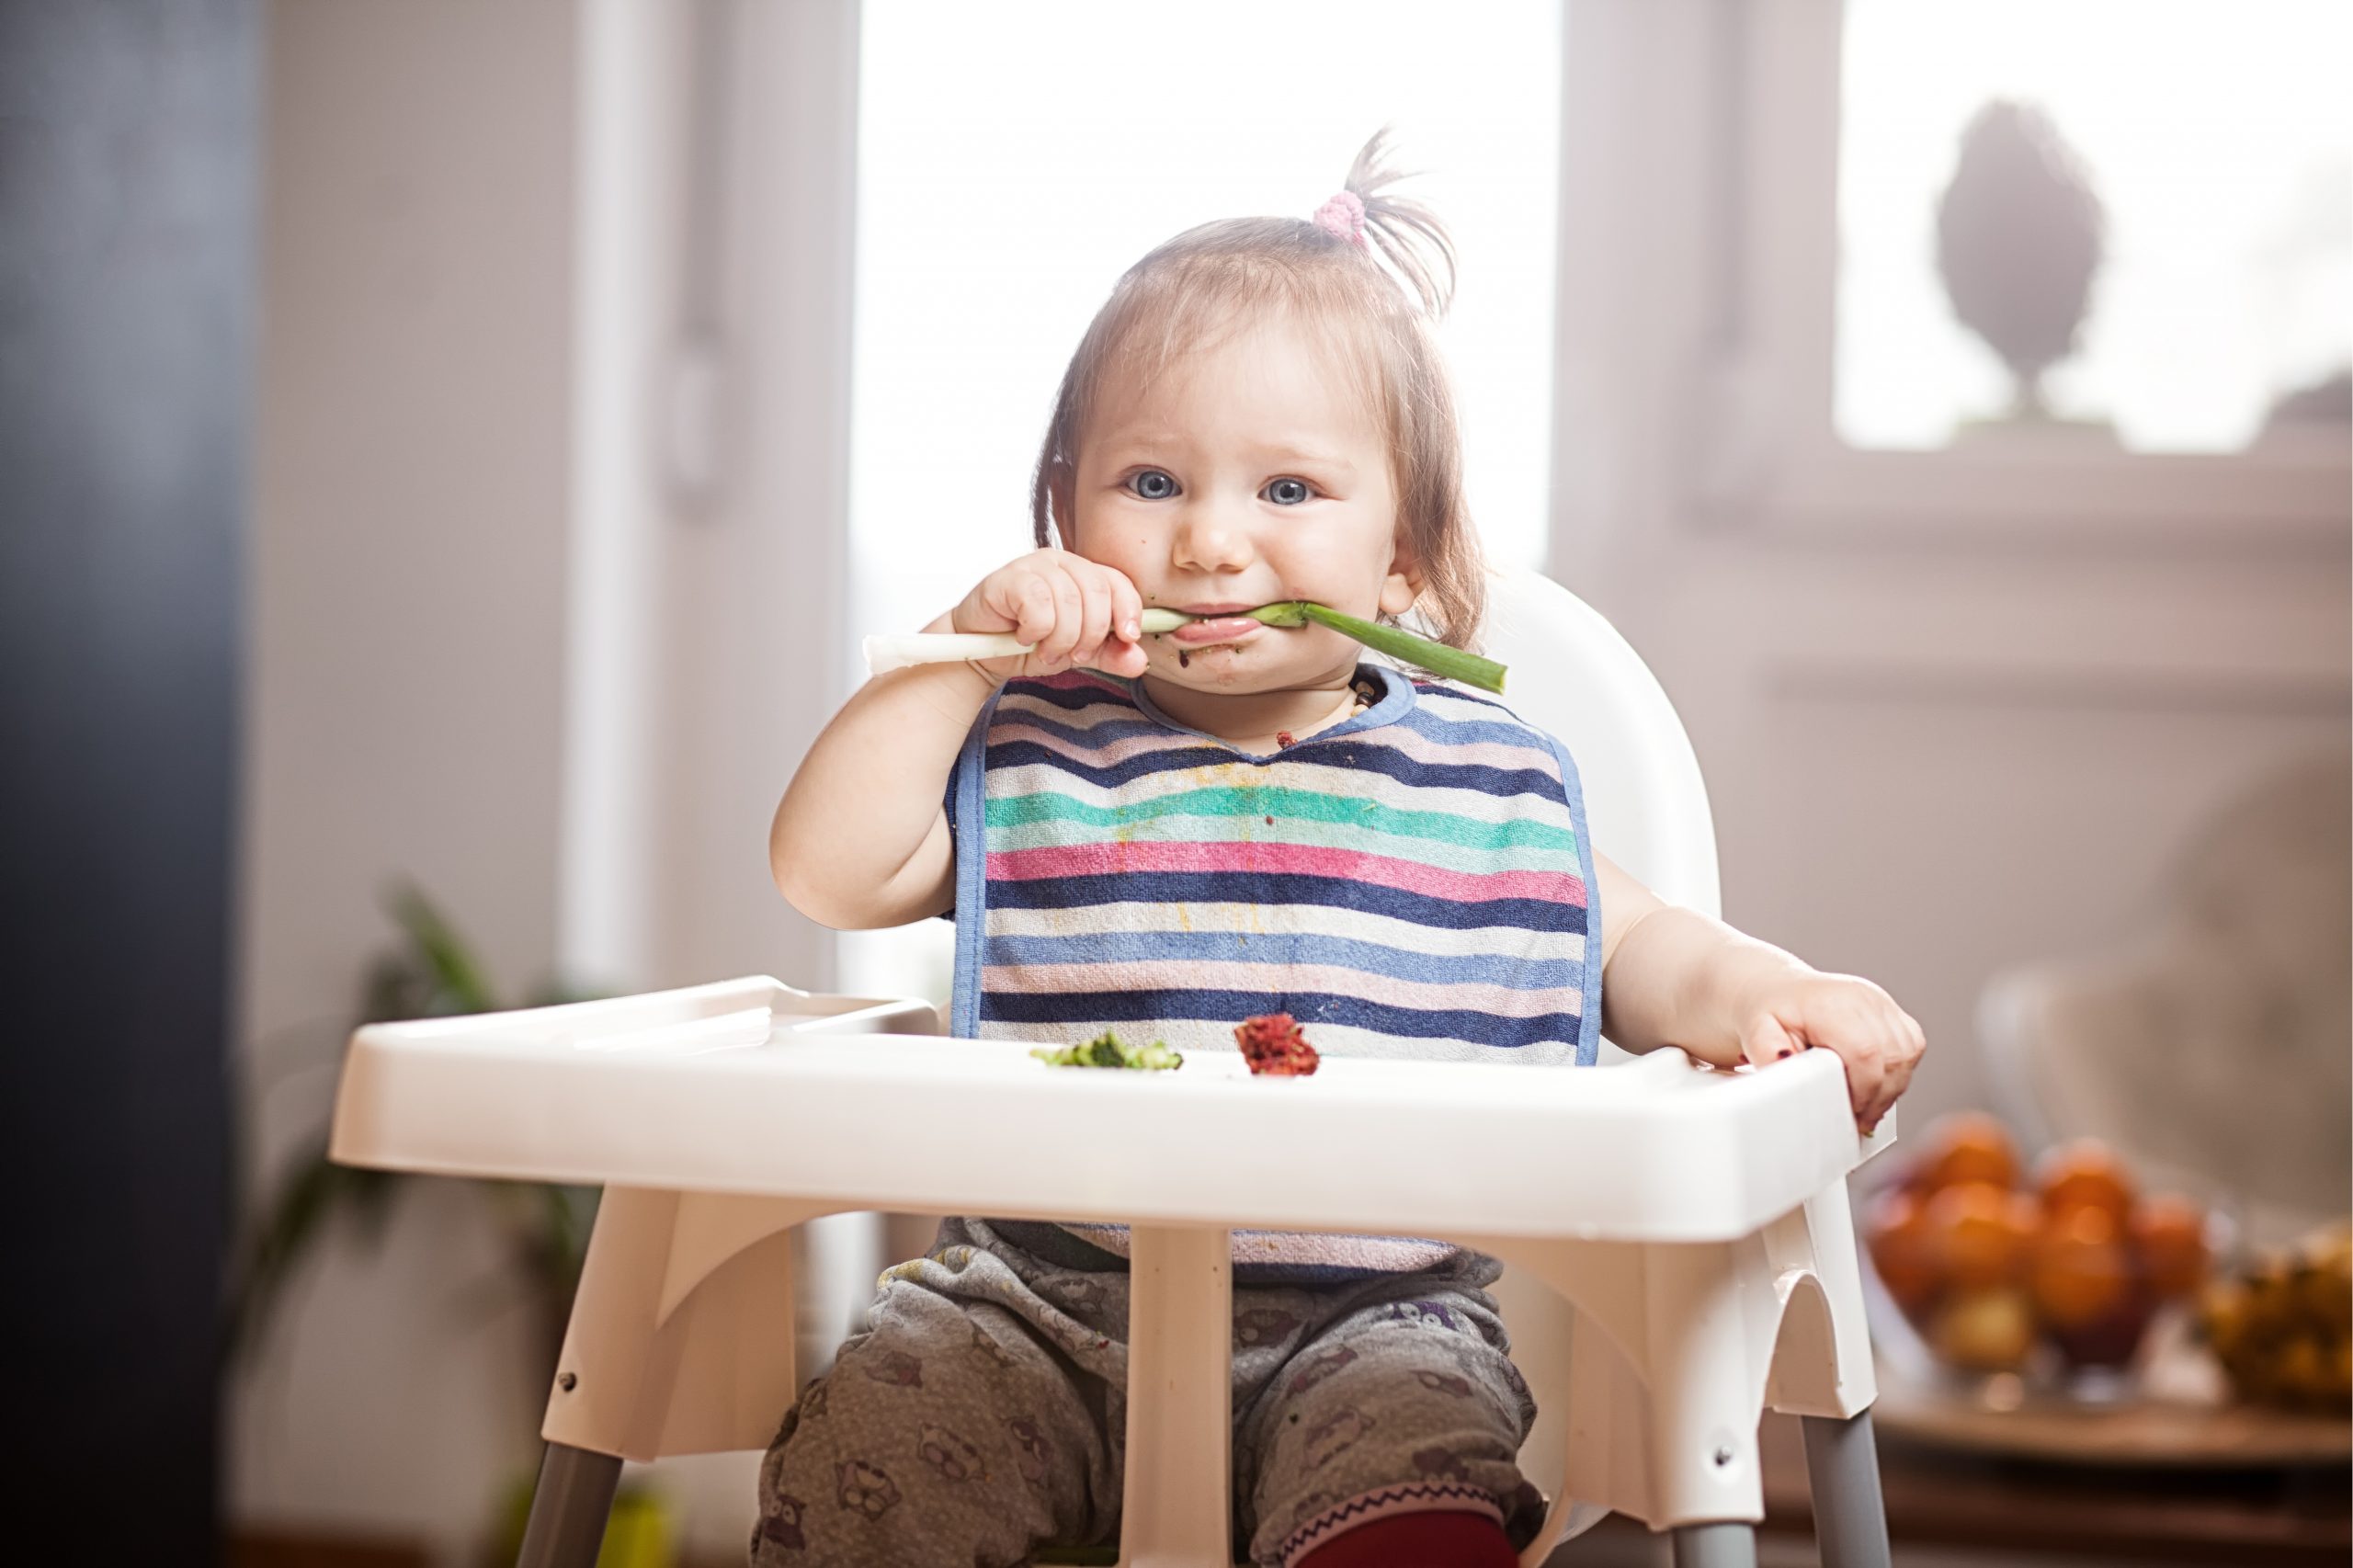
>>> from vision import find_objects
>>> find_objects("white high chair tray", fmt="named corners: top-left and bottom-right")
top-left (335, 984), bottom-right (1898, 1563)
top-left (332, 974), bottom-right (1888, 1242)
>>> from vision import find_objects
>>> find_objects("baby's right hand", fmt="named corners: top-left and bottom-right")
top-left (952, 549), bottom-right (1148, 682)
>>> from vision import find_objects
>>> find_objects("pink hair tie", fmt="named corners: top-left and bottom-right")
top-left (1313, 189), bottom-right (1367, 246)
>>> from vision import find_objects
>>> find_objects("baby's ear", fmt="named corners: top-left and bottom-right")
top-left (1378, 533), bottom-right (1427, 617)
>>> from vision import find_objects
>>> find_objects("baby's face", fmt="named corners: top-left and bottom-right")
top-left (1064, 315), bottom-right (1417, 695)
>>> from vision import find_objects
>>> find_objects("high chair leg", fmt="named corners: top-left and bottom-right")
top-left (1118, 1223), bottom-right (1233, 1567)
top-left (515, 1442), bottom-right (620, 1568)
top-left (1800, 1410), bottom-right (1893, 1568)
top-left (1668, 1521), bottom-right (1756, 1568)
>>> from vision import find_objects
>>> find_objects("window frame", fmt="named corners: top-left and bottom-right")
top-left (1682, 0), bottom-right (2348, 549)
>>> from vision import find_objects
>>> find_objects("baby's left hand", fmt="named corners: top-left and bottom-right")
top-left (1736, 972), bottom-right (1925, 1134)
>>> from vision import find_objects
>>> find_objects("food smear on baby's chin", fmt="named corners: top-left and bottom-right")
top-left (1235, 1013), bottom-right (1320, 1076)
top-left (1175, 642), bottom-right (1256, 670)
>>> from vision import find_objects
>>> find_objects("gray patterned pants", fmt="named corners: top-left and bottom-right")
top-left (750, 1218), bottom-right (1542, 1568)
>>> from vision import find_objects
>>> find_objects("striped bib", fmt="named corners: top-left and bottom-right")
top-left (945, 663), bottom-right (1602, 1279)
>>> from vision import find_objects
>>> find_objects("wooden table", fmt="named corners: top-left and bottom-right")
top-left (1563, 1412), bottom-right (2345, 1563)
top-left (1774, 1410), bottom-right (2346, 1563)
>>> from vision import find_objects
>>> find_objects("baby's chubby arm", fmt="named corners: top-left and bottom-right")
top-left (1593, 854), bottom-right (1925, 1132)
top-left (769, 550), bottom-right (1149, 929)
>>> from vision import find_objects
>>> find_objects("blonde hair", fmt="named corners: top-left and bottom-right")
top-left (1029, 129), bottom-right (1487, 651)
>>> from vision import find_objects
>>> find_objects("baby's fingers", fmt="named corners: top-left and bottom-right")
top-left (1074, 565), bottom-right (1146, 676)
top-left (1108, 572), bottom-right (1143, 645)
top-left (1069, 565), bottom-right (1116, 666)
top-left (1750, 979), bottom-right (1924, 1136)
top-left (1083, 640), bottom-right (1150, 679)
top-left (1835, 1030), bottom-right (1897, 1132)
top-left (1738, 1012), bottom-right (1801, 1069)
top-left (996, 572), bottom-right (1060, 645)
top-left (1865, 1013), bottom-right (1926, 1127)
top-left (1033, 567), bottom-right (1090, 667)
top-left (1749, 1013), bottom-right (1881, 1130)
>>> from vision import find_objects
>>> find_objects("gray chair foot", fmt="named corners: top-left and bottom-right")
top-left (1670, 1521), bottom-right (1756, 1568)
top-left (1801, 1408), bottom-right (1894, 1568)
top-left (516, 1441), bottom-right (622, 1568)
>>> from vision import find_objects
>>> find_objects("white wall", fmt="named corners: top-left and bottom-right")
top-left (235, 0), bottom-right (577, 1554)
top-left (233, 1), bottom-right (858, 1558)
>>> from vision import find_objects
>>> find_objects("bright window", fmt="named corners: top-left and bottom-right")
top-left (841, 0), bottom-right (1564, 1002)
top-left (849, 0), bottom-right (1563, 646)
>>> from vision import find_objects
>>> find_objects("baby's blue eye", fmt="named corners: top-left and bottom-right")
top-left (1264, 477), bottom-right (1313, 506)
top-left (1130, 470), bottom-right (1176, 501)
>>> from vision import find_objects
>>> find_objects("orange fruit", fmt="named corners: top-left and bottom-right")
top-left (1865, 1187), bottom-right (1941, 1315)
top-left (1929, 1287), bottom-right (2037, 1371)
top-left (2049, 1291), bottom-right (2155, 1369)
top-left (2035, 1138), bottom-right (2136, 1226)
top-left (1927, 1181), bottom-right (2031, 1291)
top-left (1912, 1111), bottom-right (2021, 1196)
top-left (2030, 1201), bottom-right (2136, 1329)
top-left (2131, 1194), bottom-right (2210, 1301)
top-left (2004, 1189), bottom-right (2043, 1256)
top-left (2324, 1339), bottom-right (2353, 1409)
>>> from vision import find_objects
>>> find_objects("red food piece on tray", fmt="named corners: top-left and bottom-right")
top-left (1235, 1012), bottom-right (1319, 1076)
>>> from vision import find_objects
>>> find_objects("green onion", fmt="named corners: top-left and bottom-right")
top-left (1137, 602), bottom-right (1506, 694)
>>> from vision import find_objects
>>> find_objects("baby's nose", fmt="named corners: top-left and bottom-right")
top-left (1172, 498), bottom-right (1256, 571)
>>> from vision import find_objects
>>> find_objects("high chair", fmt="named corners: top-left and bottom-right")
top-left (330, 569), bottom-right (1895, 1568)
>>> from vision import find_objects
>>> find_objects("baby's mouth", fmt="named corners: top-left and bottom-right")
top-left (1168, 616), bottom-right (1263, 647)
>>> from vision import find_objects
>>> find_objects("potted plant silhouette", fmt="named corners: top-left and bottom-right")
top-left (1938, 99), bottom-right (2109, 432)
top-left (232, 883), bottom-right (675, 1568)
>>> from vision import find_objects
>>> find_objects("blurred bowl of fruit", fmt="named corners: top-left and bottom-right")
top-left (1860, 1112), bottom-right (2219, 1393)
top-left (2198, 1221), bottom-right (2352, 1414)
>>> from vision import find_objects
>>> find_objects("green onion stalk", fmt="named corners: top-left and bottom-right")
top-left (1140, 603), bottom-right (1506, 694)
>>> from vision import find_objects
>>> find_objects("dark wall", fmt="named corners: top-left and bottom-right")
top-left (0, 0), bottom-right (256, 1550)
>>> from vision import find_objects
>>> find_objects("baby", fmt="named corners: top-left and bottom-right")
top-left (761, 132), bottom-right (1924, 1568)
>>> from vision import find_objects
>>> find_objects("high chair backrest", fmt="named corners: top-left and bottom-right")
top-left (1476, 568), bottom-right (1721, 923)
top-left (1459, 570), bottom-right (1726, 1539)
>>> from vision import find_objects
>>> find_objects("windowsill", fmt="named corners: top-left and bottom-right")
top-left (1688, 427), bottom-right (2350, 551)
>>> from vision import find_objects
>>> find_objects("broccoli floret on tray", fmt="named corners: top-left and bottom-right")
top-left (1029, 1030), bottom-right (1184, 1071)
